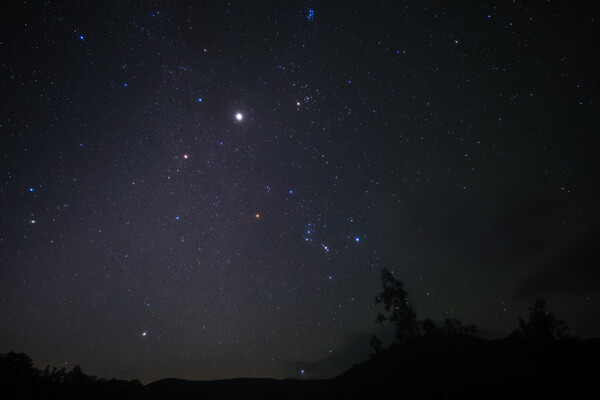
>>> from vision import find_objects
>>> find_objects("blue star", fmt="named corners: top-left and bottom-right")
top-left (79, 35), bottom-right (84, 40)
top-left (28, 188), bottom-right (34, 192)
top-left (124, 83), bottom-right (128, 87)
top-left (197, 97), bottom-right (203, 102)
top-left (354, 237), bottom-right (360, 242)
top-left (306, 9), bottom-right (314, 21)
top-left (175, 216), bottom-right (180, 220)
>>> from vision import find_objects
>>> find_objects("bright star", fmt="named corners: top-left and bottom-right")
top-left (355, 237), bottom-right (360, 242)
top-left (235, 113), bottom-right (243, 121)
top-left (142, 331), bottom-right (147, 337)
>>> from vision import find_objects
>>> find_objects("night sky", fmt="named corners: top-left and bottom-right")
top-left (1, 0), bottom-right (599, 383)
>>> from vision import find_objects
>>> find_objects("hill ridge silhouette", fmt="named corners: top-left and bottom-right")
top-left (3, 334), bottom-right (599, 399)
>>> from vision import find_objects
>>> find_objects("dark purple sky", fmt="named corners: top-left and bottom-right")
top-left (1, 0), bottom-right (598, 383)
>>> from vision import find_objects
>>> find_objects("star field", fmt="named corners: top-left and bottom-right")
top-left (1, 1), bottom-right (599, 383)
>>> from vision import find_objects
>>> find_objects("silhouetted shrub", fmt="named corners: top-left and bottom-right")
top-left (511, 299), bottom-right (572, 340)
top-left (368, 335), bottom-right (384, 357)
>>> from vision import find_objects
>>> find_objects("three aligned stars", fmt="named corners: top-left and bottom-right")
top-left (148, 106), bottom-right (363, 339)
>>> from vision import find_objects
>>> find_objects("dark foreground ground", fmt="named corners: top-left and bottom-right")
top-left (2, 335), bottom-right (599, 399)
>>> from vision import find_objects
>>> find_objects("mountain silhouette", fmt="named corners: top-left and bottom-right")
top-left (3, 335), bottom-right (599, 399)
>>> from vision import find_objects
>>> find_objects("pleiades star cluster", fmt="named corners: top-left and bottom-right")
top-left (1, 1), bottom-right (598, 383)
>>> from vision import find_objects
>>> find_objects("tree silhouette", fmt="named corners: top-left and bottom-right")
top-left (420, 317), bottom-right (478, 336)
top-left (421, 318), bottom-right (438, 336)
top-left (1, 351), bottom-right (144, 399)
top-left (442, 317), bottom-right (478, 335)
top-left (0, 351), bottom-right (40, 398)
top-left (368, 335), bottom-right (384, 357)
top-left (512, 299), bottom-right (571, 340)
top-left (65, 364), bottom-right (94, 387)
top-left (374, 269), bottom-right (420, 342)
top-left (373, 269), bottom-right (479, 350)
top-left (0, 351), bottom-right (37, 379)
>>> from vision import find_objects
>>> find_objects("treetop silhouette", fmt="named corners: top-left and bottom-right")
top-left (374, 269), bottom-right (420, 342)
top-left (511, 298), bottom-right (572, 340)
top-left (373, 268), bottom-right (478, 353)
